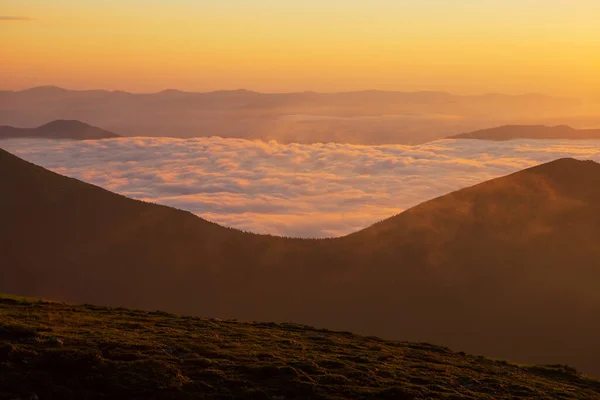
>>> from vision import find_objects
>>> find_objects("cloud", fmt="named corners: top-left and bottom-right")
top-left (0, 16), bottom-right (33, 21)
top-left (2, 137), bottom-right (600, 238)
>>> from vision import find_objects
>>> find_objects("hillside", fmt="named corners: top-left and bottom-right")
top-left (0, 120), bottom-right (120, 140)
top-left (450, 124), bottom-right (600, 140)
top-left (2, 148), bottom-right (600, 376)
top-left (2, 294), bottom-right (599, 399)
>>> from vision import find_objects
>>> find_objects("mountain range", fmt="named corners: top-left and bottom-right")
top-left (1, 86), bottom-right (592, 145)
top-left (0, 120), bottom-right (120, 140)
top-left (1, 148), bottom-right (600, 376)
top-left (450, 124), bottom-right (600, 141)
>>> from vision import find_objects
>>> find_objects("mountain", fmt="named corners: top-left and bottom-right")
top-left (0, 87), bottom-right (585, 145)
top-left (0, 120), bottom-right (121, 140)
top-left (2, 148), bottom-right (600, 376)
top-left (2, 293), bottom-right (599, 400)
top-left (450, 124), bottom-right (600, 140)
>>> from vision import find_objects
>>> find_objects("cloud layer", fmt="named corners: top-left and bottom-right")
top-left (2, 137), bottom-right (600, 237)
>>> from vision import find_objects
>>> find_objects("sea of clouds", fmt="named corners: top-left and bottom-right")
top-left (2, 137), bottom-right (600, 237)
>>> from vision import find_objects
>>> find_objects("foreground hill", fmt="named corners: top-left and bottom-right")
top-left (450, 124), bottom-right (600, 140)
top-left (2, 148), bottom-right (600, 376)
top-left (2, 294), bottom-right (599, 399)
top-left (0, 120), bottom-right (120, 140)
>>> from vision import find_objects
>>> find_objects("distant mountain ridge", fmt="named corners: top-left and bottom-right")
top-left (3, 85), bottom-right (563, 98)
top-left (2, 148), bottom-right (600, 376)
top-left (0, 120), bottom-right (120, 140)
top-left (0, 86), bottom-right (585, 144)
top-left (450, 124), bottom-right (600, 140)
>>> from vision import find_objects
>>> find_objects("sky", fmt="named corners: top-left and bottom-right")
top-left (2, 0), bottom-right (600, 96)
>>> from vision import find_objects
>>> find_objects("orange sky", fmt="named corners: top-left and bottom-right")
top-left (2, 0), bottom-right (600, 96)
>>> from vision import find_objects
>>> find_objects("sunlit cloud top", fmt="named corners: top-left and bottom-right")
top-left (2, 137), bottom-right (600, 238)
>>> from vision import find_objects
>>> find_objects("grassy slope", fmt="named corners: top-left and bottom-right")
top-left (1, 294), bottom-right (599, 400)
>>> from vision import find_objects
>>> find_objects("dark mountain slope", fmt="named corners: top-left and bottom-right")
top-left (450, 124), bottom-right (600, 140)
top-left (2, 294), bottom-right (599, 399)
top-left (1, 148), bottom-right (600, 376)
top-left (0, 120), bottom-right (120, 140)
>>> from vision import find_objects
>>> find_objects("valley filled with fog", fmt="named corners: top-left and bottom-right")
top-left (3, 136), bottom-right (600, 237)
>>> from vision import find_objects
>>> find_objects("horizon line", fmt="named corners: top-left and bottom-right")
top-left (0, 85), bottom-right (570, 99)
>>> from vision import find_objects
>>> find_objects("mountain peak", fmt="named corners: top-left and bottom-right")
top-left (352, 156), bottom-right (600, 241)
top-left (0, 120), bottom-right (120, 140)
top-left (519, 157), bottom-right (600, 187)
top-left (38, 119), bottom-right (94, 130)
top-left (209, 88), bottom-right (260, 96)
top-left (533, 157), bottom-right (597, 169)
top-left (21, 85), bottom-right (68, 93)
top-left (449, 124), bottom-right (600, 140)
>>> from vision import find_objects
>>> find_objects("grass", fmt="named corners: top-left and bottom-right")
top-left (1, 293), bottom-right (599, 400)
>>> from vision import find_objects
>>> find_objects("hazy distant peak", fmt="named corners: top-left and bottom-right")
top-left (210, 89), bottom-right (260, 96)
top-left (38, 119), bottom-right (94, 130)
top-left (494, 124), bottom-right (576, 130)
top-left (450, 124), bottom-right (600, 141)
top-left (154, 88), bottom-right (189, 96)
top-left (22, 85), bottom-right (68, 93)
top-left (0, 120), bottom-right (120, 140)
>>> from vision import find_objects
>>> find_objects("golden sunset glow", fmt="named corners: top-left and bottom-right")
top-left (2, 0), bottom-right (600, 95)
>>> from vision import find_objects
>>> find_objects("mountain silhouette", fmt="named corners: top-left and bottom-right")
top-left (450, 124), bottom-right (600, 140)
top-left (0, 87), bottom-right (583, 145)
top-left (0, 120), bottom-right (120, 140)
top-left (1, 148), bottom-right (600, 376)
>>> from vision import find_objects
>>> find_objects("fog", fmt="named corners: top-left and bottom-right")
top-left (3, 137), bottom-right (600, 237)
